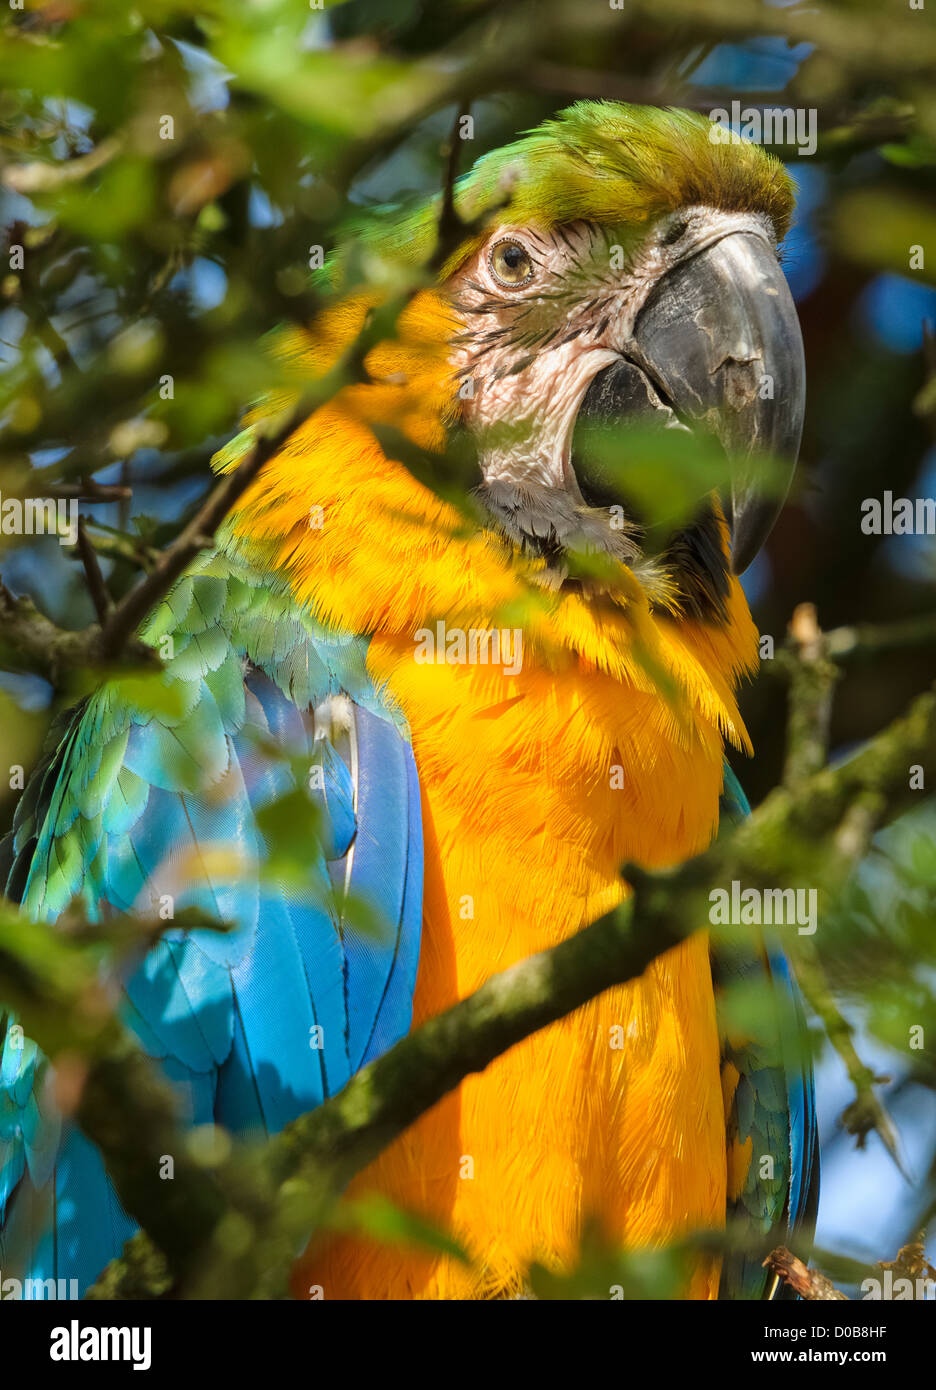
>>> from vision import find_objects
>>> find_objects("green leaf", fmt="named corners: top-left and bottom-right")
top-left (330, 1194), bottom-right (471, 1266)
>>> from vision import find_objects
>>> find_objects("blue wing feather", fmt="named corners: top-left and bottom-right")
top-left (359, 721), bottom-right (423, 1069)
top-left (716, 762), bottom-right (819, 1299)
top-left (342, 706), bottom-right (411, 1072)
top-left (0, 552), bottom-right (425, 1293)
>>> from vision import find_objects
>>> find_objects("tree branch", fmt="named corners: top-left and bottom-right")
top-left (765, 1247), bottom-right (849, 1300)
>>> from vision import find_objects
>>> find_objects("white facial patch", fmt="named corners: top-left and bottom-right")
top-left (448, 207), bottom-right (777, 495)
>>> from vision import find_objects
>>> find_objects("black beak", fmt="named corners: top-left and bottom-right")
top-left (577, 230), bottom-right (805, 575)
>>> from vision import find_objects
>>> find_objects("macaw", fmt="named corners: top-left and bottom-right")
top-left (0, 102), bottom-right (817, 1300)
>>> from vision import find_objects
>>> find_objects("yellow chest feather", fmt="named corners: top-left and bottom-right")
top-left (227, 306), bottom-right (759, 1297)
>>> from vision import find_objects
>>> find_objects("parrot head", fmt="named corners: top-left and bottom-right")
top-left (227, 102), bottom-right (805, 634)
top-left (366, 102), bottom-right (805, 614)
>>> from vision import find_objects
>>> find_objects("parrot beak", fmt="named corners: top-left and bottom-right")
top-left (626, 229), bottom-right (805, 574)
top-left (574, 229), bottom-right (805, 575)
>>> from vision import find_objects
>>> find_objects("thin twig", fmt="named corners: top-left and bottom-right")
top-left (825, 611), bottom-right (936, 662)
top-left (430, 102), bottom-right (471, 270)
top-left (776, 601), bottom-right (913, 1175)
top-left (2, 136), bottom-right (122, 194)
top-left (81, 523), bottom-right (160, 574)
top-left (75, 517), bottom-right (114, 623)
top-left (793, 934), bottom-right (911, 1182)
top-left (93, 435), bottom-right (278, 658)
top-left (781, 603), bottom-right (841, 789)
top-left (49, 481), bottom-right (133, 503)
top-left (764, 1247), bottom-right (849, 1300)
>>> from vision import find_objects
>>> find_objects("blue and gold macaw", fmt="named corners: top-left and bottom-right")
top-left (0, 102), bottom-right (817, 1299)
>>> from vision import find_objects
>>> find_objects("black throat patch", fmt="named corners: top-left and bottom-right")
top-left (477, 478), bottom-right (732, 623)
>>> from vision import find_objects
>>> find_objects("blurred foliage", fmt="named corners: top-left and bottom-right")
top-left (0, 0), bottom-right (935, 1298)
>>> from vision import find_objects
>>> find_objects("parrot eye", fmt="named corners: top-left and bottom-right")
top-left (661, 217), bottom-right (689, 247)
top-left (489, 239), bottom-right (534, 288)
